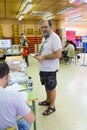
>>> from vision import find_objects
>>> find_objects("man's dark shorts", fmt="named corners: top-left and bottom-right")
top-left (39, 71), bottom-right (58, 90)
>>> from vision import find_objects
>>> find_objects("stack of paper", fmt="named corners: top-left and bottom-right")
top-left (8, 71), bottom-right (28, 85)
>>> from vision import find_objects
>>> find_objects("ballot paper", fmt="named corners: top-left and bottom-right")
top-left (7, 59), bottom-right (27, 72)
top-left (5, 83), bottom-right (28, 101)
top-left (8, 71), bottom-right (28, 85)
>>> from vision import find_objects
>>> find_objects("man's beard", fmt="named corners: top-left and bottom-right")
top-left (42, 31), bottom-right (50, 38)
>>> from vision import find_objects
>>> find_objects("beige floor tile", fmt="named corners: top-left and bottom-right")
top-left (28, 54), bottom-right (87, 130)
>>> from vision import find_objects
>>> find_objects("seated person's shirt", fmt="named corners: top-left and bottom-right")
top-left (0, 49), bottom-right (6, 60)
top-left (0, 87), bottom-right (31, 129)
top-left (62, 44), bottom-right (75, 58)
top-left (63, 44), bottom-right (75, 51)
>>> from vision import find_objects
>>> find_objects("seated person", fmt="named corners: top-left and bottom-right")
top-left (0, 49), bottom-right (6, 61)
top-left (62, 40), bottom-right (76, 62)
top-left (0, 62), bottom-right (35, 130)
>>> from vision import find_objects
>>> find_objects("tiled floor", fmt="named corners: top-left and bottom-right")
top-left (28, 53), bottom-right (87, 130)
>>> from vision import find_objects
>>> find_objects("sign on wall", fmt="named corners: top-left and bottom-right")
top-left (0, 39), bottom-right (12, 49)
top-left (66, 31), bottom-right (76, 44)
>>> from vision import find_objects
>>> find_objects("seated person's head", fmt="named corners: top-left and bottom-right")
top-left (66, 40), bottom-right (70, 44)
top-left (0, 62), bottom-right (9, 87)
top-left (64, 40), bottom-right (70, 47)
top-left (20, 33), bottom-right (26, 40)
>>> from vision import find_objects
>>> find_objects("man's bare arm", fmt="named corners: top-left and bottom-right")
top-left (23, 110), bottom-right (35, 123)
top-left (35, 49), bottom-right (62, 61)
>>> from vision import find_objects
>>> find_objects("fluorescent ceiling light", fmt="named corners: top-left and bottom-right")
top-left (78, 0), bottom-right (87, 3)
top-left (30, 11), bottom-right (51, 16)
top-left (24, 0), bottom-right (32, 3)
top-left (22, 4), bottom-right (32, 14)
top-left (24, 0), bottom-right (32, 5)
top-left (18, 15), bottom-right (24, 20)
top-left (57, 6), bottom-right (73, 15)
top-left (69, 14), bottom-right (82, 20)
top-left (45, 16), bottom-right (53, 20)
top-left (69, 0), bottom-right (75, 3)
top-left (83, 0), bottom-right (87, 3)
top-left (44, 13), bottom-right (52, 18)
top-left (43, 13), bottom-right (53, 19)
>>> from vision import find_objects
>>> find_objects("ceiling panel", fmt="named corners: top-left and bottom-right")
top-left (0, 0), bottom-right (5, 18)
top-left (0, 0), bottom-right (87, 23)
top-left (6, 0), bottom-right (23, 19)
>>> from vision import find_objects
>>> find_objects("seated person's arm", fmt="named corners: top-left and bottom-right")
top-left (16, 93), bottom-right (35, 123)
top-left (0, 52), bottom-right (4, 57)
top-left (23, 110), bottom-right (35, 123)
top-left (0, 50), bottom-right (5, 57)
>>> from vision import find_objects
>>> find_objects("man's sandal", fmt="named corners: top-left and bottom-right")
top-left (43, 106), bottom-right (56, 116)
top-left (38, 100), bottom-right (50, 106)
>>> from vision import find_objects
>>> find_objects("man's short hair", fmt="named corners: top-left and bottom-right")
top-left (48, 20), bottom-right (52, 27)
top-left (40, 19), bottom-right (52, 27)
top-left (0, 62), bottom-right (9, 78)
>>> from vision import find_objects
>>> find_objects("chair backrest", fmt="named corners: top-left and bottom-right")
top-left (67, 50), bottom-right (75, 58)
top-left (6, 126), bottom-right (17, 130)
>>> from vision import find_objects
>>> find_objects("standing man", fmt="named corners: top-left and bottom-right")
top-left (0, 62), bottom-right (35, 129)
top-left (35, 20), bottom-right (62, 116)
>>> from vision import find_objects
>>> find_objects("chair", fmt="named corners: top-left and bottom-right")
top-left (7, 126), bottom-right (17, 130)
top-left (1, 126), bottom-right (17, 130)
top-left (67, 50), bottom-right (77, 64)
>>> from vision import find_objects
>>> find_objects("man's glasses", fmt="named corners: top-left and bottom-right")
top-left (41, 26), bottom-right (49, 29)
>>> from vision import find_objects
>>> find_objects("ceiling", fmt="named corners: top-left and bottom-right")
top-left (0, 0), bottom-right (87, 23)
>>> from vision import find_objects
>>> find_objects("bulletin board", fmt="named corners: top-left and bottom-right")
top-left (0, 39), bottom-right (12, 49)
top-left (66, 31), bottom-right (76, 44)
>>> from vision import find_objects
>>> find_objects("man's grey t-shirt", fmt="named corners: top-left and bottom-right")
top-left (39, 31), bottom-right (62, 72)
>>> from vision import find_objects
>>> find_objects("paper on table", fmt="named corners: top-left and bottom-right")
top-left (5, 83), bottom-right (28, 101)
top-left (8, 71), bottom-right (28, 85)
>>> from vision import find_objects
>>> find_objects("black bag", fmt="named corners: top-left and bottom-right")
top-left (77, 55), bottom-right (80, 59)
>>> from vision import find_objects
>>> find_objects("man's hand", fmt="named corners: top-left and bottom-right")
top-left (35, 55), bottom-right (45, 61)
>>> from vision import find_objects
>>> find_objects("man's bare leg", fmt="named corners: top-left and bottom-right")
top-left (46, 89), bottom-right (56, 108)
